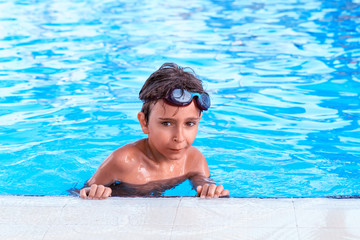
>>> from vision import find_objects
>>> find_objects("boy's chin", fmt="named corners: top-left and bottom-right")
top-left (165, 151), bottom-right (186, 160)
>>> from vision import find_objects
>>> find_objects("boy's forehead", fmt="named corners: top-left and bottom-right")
top-left (151, 100), bottom-right (200, 118)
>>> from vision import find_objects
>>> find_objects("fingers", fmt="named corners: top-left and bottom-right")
top-left (199, 184), bottom-right (215, 198)
top-left (214, 185), bottom-right (224, 198)
top-left (220, 189), bottom-right (230, 197)
top-left (80, 187), bottom-right (89, 199)
top-left (200, 184), bottom-right (209, 198)
top-left (80, 184), bottom-right (112, 200)
top-left (196, 184), bottom-right (229, 199)
top-left (196, 185), bottom-right (202, 197)
top-left (94, 184), bottom-right (105, 199)
top-left (103, 187), bottom-right (112, 199)
top-left (207, 184), bottom-right (217, 198)
top-left (88, 184), bottom-right (98, 199)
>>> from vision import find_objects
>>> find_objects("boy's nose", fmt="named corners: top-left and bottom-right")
top-left (173, 127), bottom-right (185, 142)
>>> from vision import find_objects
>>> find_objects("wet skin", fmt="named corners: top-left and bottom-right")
top-left (80, 100), bottom-right (229, 199)
top-left (105, 173), bottom-right (215, 197)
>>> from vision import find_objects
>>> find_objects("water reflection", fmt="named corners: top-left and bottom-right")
top-left (72, 173), bottom-right (215, 197)
top-left (0, 0), bottom-right (360, 196)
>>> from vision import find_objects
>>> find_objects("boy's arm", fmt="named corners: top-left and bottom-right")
top-left (190, 173), bottom-right (229, 198)
top-left (87, 151), bottom-right (120, 186)
top-left (188, 149), bottom-right (229, 198)
top-left (80, 150), bottom-right (126, 199)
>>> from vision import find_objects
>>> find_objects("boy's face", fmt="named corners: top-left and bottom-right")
top-left (138, 99), bottom-right (201, 161)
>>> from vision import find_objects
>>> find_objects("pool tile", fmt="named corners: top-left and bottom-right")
top-left (0, 224), bottom-right (49, 240)
top-left (0, 206), bottom-right (62, 225)
top-left (298, 228), bottom-right (360, 240)
top-left (171, 227), bottom-right (299, 240)
top-left (293, 199), bottom-right (360, 228)
top-left (245, 228), bottom-right (299, 240)
top-left (0, 195), bottom-right (70, 207)
top-left (2, 196), bottom-right (360, 240)
top-left (109, 197), bottom-right (180, 229)
top-left (48, 197), bottom-right (179, 239)
top-left (244, 198), bottom-right (296, 228)
top-left (43, 224), bottom-right (172, 240)
top-left (174, 198), bottom-right (296, 228)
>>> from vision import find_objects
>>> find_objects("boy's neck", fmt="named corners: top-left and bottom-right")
top-left (145, 138), bottom-right (164, 163)
top-left (144, 138), bottom-right (185, 164)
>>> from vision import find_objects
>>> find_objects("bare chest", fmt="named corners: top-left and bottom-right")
top-left (120, 160), bottom-right (186, 185)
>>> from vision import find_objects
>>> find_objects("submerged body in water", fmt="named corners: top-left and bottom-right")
top-left (103, 173), bottom-right (214, 197)
top-left (71, 173), bottom-right (215, 197)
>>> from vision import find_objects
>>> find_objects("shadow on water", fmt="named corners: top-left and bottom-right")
top-left (69, 173), bottom-right (216, 197)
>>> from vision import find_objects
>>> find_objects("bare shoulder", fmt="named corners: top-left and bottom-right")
top-left (188, 146), bottom-right (206, 161)
top-left (87, 139), bottom-right (147, 186)
top-left (110, 139), bottom-right (145, 168)
top-left (185, 146), bottom-right (210, 177)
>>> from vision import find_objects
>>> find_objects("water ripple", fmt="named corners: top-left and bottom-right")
top-left (1, 0), bottom-right (360, 197)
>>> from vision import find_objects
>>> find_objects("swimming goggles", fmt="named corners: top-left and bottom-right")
top-left (164, 88), bottom-right (211, 111)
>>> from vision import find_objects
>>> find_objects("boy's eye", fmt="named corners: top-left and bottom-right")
top-left (186, 121), bottom-right (196, 127)
top-left (161, 121), bottom-right (171, 126)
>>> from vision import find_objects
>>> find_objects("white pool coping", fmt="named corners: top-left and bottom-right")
top-left (1, 195), bottom-right (360, 240)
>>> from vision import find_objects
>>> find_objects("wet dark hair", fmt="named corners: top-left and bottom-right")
top-left (139, 63), bottom-right (207, 124)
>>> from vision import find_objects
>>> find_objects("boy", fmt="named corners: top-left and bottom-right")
top-left (80, 63), bottom-right (229, 199)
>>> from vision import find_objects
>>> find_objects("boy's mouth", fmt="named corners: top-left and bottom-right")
top-left (169, 148), bottom-right (182, 152)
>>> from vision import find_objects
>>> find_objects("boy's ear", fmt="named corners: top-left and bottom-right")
top-left (137, 112), bottom-right (149, 134)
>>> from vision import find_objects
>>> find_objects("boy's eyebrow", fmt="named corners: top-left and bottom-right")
top-left (158, 117), bottom-right (201, 121)
top-left (186, 117), bottom-right (201, 121)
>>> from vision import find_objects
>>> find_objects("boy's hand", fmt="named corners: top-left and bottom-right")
top-left (196, 184), bottom-right (229, 198)
top-left (80, 184), bottom-right (112, 200)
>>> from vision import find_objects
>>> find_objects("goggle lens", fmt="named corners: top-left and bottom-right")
top-left (199, 94), bottom-right (211, 110)
top-left (172, 89), bottom-right (192, 102)
top-left (167, 89), bottom-right (210, 110)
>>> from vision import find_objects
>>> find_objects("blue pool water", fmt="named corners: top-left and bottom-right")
top-left (1, 0), bottom-right (360, 197)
